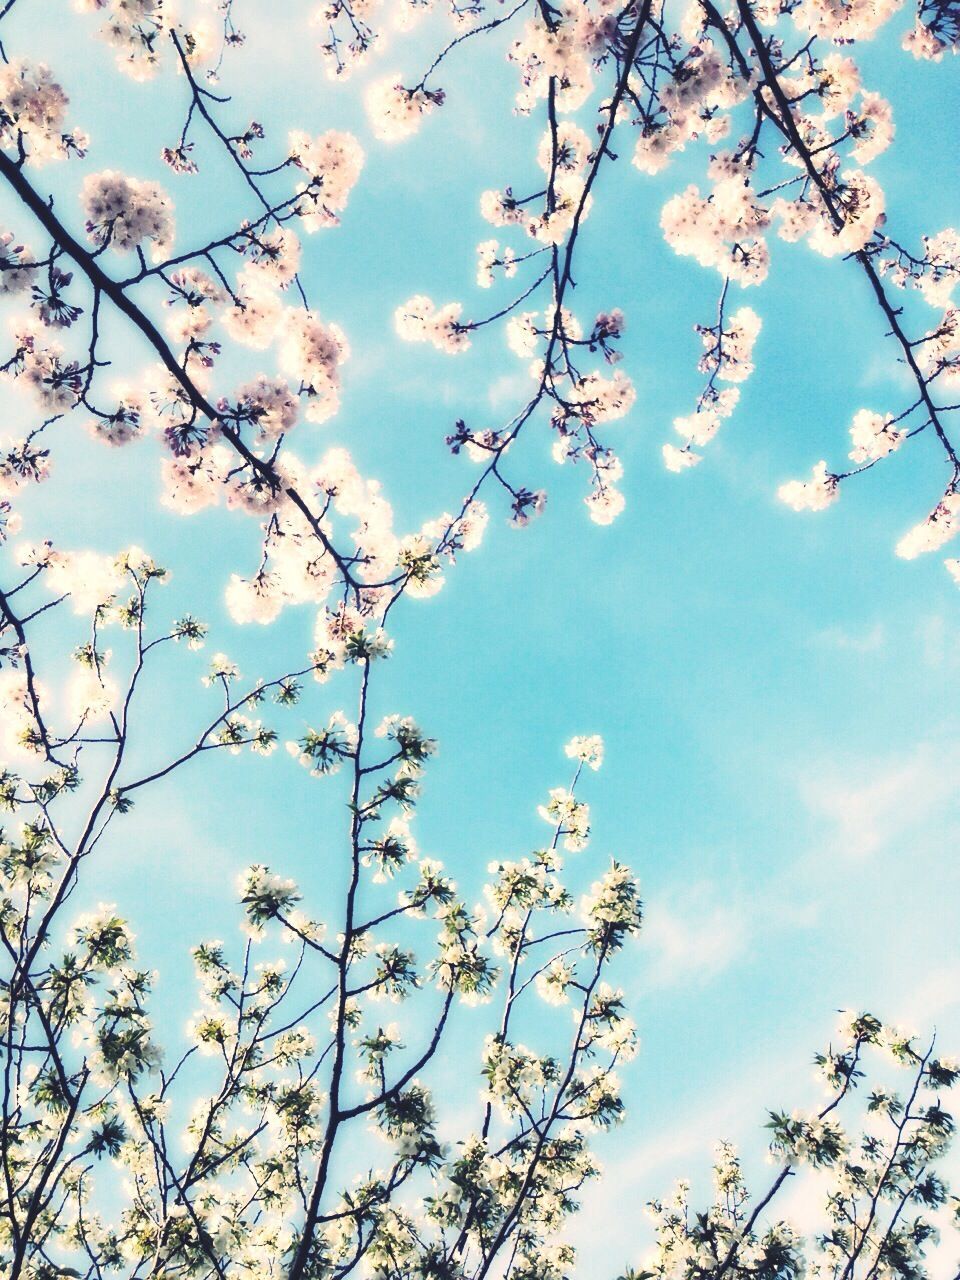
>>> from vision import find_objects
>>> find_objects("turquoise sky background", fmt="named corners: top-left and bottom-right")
top-left (1, 1), bottom-right (959, 1273)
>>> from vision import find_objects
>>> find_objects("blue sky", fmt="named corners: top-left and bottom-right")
top-left (1, 1), bottom-right (959, 1274)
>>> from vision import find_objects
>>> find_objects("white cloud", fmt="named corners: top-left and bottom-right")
top-left (487, 369), bottom-right (535, 413)
top-left (798, 740), bottom-right (958, 861)
top-left (858, 349), bottom-right (915, 390)
top-left (812, 621), bottom-right (885, 653)
top-left (639, 883), bottom-right (747, 990)
top-left (898, 960), bottom-right (960, 1030)
top-left (915, 612), bottom-right (957, 670)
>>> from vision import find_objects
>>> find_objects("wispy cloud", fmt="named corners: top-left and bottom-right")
top-left (914, 612), bottom-right (960, 670)
top-left (857, 349), bottom-right (915, 391)
top-left (487, 370), bottom-right (534, 414)
top-left (639, 883), bottom-right (748, 990)
top-left (797, 740), bottom-right (958, 861)
top-left (811, 621), bottom-right (885, 653)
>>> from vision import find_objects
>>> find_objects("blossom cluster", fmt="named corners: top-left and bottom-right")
top-left (636, 1012), bottom-right (958, 1280)
top-left (0, 674), bottom-right (642, 1280)
top-left (0, 58), bottom-right (88, 163)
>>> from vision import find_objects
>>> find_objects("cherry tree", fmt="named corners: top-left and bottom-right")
top-left (0, 0), bottom-right (957, 1277)
top-left (628, 1016), bottom-right (959, 1280)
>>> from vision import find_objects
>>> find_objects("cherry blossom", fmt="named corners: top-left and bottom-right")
top-left (81, 170), bottom-right (175, 260)
top-left (778, 461), bottom-right (841, 513)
